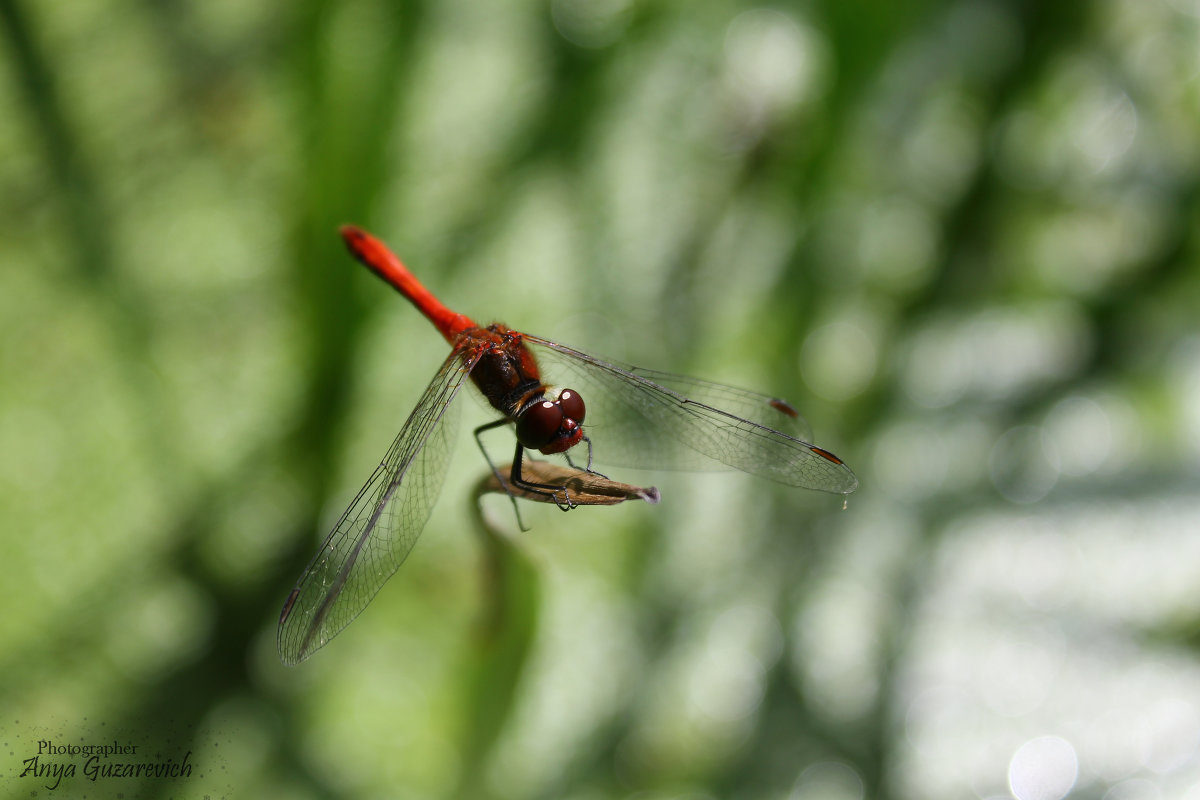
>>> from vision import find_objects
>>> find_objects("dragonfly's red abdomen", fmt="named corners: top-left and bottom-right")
top-left (342, 226), bottom-right (586, 458)
top-left (341, 225), bottom-right (475, 342)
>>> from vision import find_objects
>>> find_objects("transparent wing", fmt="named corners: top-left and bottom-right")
top-left (278, 346), bottom-right (485, 665)
top-left (613, 367), bottom-right (814, 442)
top-left (526, 336), bottom-right (858, 495)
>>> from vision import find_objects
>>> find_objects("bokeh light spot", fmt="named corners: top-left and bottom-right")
top-left (1008, 735), bottom-right (1079, 800)
top-left (801, 319), bottom-right (878, 402)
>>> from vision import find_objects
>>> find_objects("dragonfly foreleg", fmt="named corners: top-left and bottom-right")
top-left (564, 433), bottom-right (608, 480)
top-left (511, 443), bottom-right (577, 511)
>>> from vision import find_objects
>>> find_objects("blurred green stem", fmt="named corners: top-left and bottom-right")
top-left (0, 0), bottom-right (111, 284)
top-left (452, 476), bottom-right (544, 800)
top-left (0, 0), bottom-right (182, 480)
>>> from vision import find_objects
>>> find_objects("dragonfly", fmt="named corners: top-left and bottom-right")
top-left (278, 226), bottom-right (858, 665)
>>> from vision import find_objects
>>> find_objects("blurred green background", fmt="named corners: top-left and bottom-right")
top-left (4, 0), bottom-right (1200, 798)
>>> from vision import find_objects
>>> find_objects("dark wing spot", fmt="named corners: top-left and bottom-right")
top-left (279, 587), bottom-right (301, 625)
top-left (809, 445), bottom-right (845, 465)
top-left (769, 398), bottom-right (800, 418)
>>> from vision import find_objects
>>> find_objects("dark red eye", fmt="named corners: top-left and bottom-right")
top-left (516, 400), bottom-right (563, 449)
top-left (558, 388), bottom-right (585, 424)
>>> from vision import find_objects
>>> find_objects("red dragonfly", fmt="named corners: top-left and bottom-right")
top-left (278, 226), bottom-right (858, 665)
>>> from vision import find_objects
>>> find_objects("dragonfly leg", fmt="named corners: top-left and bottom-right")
top-left (473, 417), bottom-right (531, 531)
top-left (511, 443), bottom-right (576, 511)
top-left (564, 433), bottom-right (608, 479)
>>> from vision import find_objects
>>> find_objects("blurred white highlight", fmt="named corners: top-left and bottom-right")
top-left (1008, 735), bottom-right (1079, 800)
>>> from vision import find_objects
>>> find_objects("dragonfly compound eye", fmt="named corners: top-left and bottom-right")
top-left (517, 400), bottom-right (564, 449)
top-left (558, 388), bottom-right (585, 424)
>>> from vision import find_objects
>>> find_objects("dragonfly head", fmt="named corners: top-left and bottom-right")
top-left (516, 388), bottom-right (586, 455)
